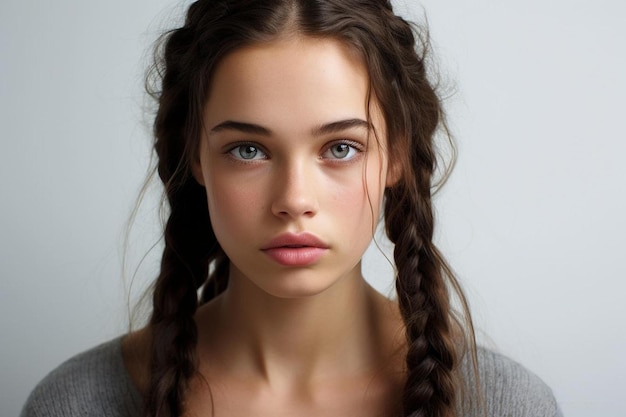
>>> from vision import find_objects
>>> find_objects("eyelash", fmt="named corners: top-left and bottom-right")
top-left (321, 140), bottom-right (364, 162)
top-left (224, 139), bottom-right (365, 163)
top-left (226, 143), bottom-right (268, 162)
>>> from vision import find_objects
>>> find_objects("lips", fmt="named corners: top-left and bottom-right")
top-left (261, 233), bottom-right (328, 266)
top-left (262, 233), bottom-right (328, 250)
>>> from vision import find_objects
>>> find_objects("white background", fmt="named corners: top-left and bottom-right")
top-left (1, 1), bottom-right (624, 416)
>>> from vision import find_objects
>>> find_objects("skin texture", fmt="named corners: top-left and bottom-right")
top-left (194, 35), bottom-right (393, 300)
top-left (124, 36), bottom-right (406, 417)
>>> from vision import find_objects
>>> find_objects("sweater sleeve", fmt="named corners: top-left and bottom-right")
top-left (459, 347), bottom-right (562, 417)
top-left (20, 338), bottom-right (142, 417)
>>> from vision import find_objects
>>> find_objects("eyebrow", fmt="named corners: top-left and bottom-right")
top-left (208, 118), bottom-right (370, 136)
top-left (209, 120), bottom-right (271, 136)
top-left (312, 118), bottom-right (370, 136)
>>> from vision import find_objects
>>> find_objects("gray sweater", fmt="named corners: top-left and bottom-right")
top-left (20, 338), bottom-right (562, 417)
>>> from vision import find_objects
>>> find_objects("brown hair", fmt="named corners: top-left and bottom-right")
top-left (145, 1), bottom-right (476, 416)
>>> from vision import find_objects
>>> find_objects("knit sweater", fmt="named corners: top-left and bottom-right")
top-left (20, 338), bottom-right (562, 417)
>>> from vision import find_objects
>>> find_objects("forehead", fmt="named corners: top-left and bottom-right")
top-left (203, 36), bottom-right (376, 133)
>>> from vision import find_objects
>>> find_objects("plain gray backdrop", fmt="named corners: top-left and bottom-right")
top-left (1, 0), bottom-right (625, 416)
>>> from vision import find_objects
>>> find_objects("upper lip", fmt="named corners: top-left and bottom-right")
top-left (261, 232), bottom-right (328, 250)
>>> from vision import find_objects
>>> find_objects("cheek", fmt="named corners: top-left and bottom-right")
top-left (329, 163), bottom-right (384, 225)
top-left (205, 175), bottom-right (264, 238)
top-left (330, 183), bottom-right (365, 215)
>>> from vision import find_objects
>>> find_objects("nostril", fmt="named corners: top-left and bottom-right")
top-left (270, 173), bottom-right (319, 218)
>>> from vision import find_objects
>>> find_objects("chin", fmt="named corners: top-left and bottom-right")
top-left (255, 273), bottom-right (343, 300)
top-left (234, 265), bottom-right (358, 301)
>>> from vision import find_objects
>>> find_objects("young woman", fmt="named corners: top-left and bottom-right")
top-left (21, 1), bottom-right (562, 416)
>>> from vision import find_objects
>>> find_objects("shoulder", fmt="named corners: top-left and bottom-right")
top-left (459, 347), bottom-right (563, 417)
top-left (20, 337), bottom-right (142, 417)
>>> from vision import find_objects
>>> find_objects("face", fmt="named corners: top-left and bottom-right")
top-left (194, 36), bottom-right (395, 299)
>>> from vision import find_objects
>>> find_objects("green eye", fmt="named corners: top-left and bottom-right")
top-left (229, 144), bottom-right (267, 160)
top-left (330, 144), bottom-right (350, 159)
top-left (323, 142), bottom-right (361, 160)
top-left (239, 145), bottom-right (258, 159)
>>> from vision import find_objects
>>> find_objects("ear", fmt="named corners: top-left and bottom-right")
top-left (191, 156), bottom-right (206, 187)
top-left (385, 156), bottom-right (402, 188)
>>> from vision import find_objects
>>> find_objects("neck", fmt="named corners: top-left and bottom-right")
top-left (195, 264), bottom-right (397, 388)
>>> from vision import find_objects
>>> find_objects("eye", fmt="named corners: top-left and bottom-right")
top-left (228, 144), bottom-right (267, 160)
top-left (322, 141), bottom-right (362, 160)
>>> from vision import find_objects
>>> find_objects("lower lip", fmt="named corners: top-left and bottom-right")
top-left (262, 247), bottom-right (327, 266)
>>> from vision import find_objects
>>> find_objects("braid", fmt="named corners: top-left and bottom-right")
top-left (386, 180), bottom-right (458, 417)
top-left (145, 179), bottom-right (228, 417)
top-left (145, 180), bottom-right (211, 417)
top-left (384, 110), bottom-right (460, 417)
top-left (374, 7), bottom-right (469, 417)
top-left (143, 2), bottom-right (236, 414)
top-left (379, 12), bottom-right (462, 417)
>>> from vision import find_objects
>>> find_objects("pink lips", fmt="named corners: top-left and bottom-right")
top-left (261, 233), bottom-right (328, 266)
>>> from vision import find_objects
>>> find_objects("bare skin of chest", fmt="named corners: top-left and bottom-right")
top-left (182, 370), bottom-right (403, 417)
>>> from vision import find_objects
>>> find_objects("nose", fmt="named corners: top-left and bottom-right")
top-left (271, 160), bottom-right (319, 219)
